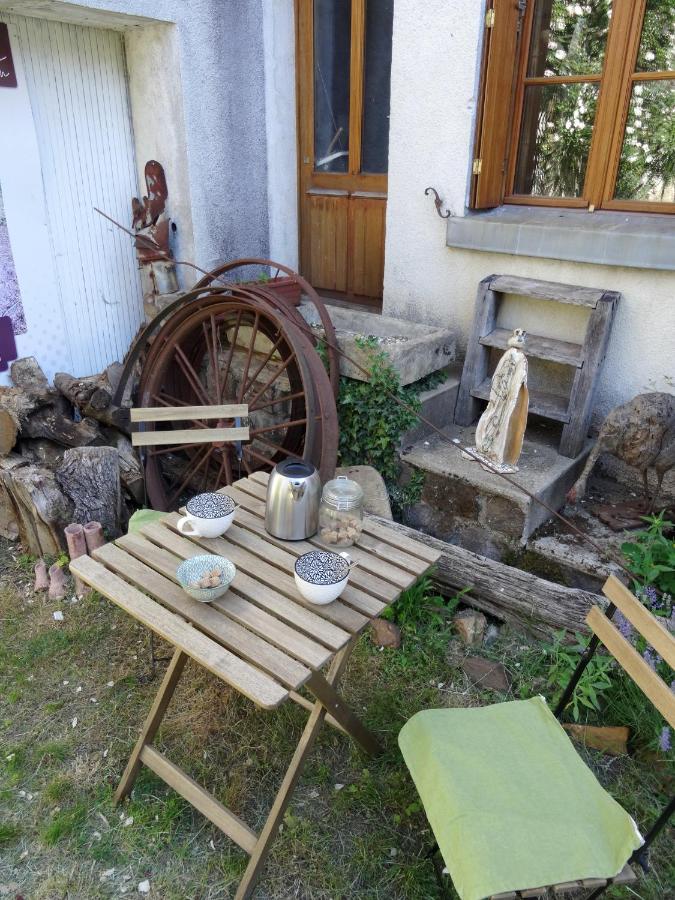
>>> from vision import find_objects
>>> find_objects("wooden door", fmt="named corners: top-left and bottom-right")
top-left (297, 0), bottom-right (393, 302)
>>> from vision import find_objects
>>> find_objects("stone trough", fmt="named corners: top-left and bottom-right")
top-left (299, 302), bottom-right (456, 385)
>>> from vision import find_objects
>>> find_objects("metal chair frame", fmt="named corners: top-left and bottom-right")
top-left (424, 574), bottom-right (675, 899)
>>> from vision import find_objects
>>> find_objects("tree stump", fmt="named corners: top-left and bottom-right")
top-left (0, 463), bottom-right (73, 555)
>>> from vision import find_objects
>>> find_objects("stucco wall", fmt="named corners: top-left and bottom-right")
top-left (47, 0), bottom-right (271, 276)
top-left (384, 0), bottom-right (675, 419)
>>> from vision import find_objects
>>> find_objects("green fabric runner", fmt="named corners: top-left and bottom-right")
top-left (127, 509), bottom-right (165, 534)
top-left (399, 696), bottom-right (641, 900)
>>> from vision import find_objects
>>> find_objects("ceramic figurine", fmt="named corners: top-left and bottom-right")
top-left (463, 328), bottom-right (529, 474)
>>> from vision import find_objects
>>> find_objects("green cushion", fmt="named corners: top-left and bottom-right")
top-left (398, 696), bottom-right (641, 900)
top-left (127, 509), bottom-right (165, 534)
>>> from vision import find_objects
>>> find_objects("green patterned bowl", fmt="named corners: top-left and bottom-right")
top-left (176, 554), bottom-right (236, 602)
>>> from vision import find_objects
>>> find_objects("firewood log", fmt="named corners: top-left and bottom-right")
top-left (0, 463), bottom-right (73, 555)
top-left (21, 409), bottom-right (101, 448)
top-left (54, 371), bottom-right (130, 433)
top-left (9, 357), bottom-right (51, 401)
top-left (56, 446), bottom-right (122, 536)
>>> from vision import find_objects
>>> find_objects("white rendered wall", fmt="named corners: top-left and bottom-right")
top-left (124, 22), bottom-right (194, 281)
top-left (262, 0), bottom-right (298, 270)
top-left (384, 0), bottom-right (675, 419)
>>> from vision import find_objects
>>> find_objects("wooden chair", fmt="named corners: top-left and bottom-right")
top-left (400, 575), bottom-right (674, 900)
top-left (130, 404), bottom-right (249, 449)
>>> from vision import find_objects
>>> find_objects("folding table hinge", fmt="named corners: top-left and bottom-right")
top-left (485, 8), bottom-right (495, 28)
top-left (472, 158), bottom-right (483, 175)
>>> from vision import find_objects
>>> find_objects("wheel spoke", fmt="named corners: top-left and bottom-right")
top-left (221, 310), bottom-right (243, 402)
top-left (249, 417), bottom-right (307, 437)
top-left (243, 445), bottom-right (276, 469)
top-left (241, 332), bottom-right (284, 398)
top-left (237, 312), bottom-right (260, 403)
top-left (247, 353), bottom-right (296, 408)
top-left (174, 344), bottom-right (211, 406)
top-left (252, 435), bottom-right (297, 458)
top-left (249, 389), bottom-right (306, 413)
top-left (200, 448), bottom-right (214, 491)
top-left (166, 445), bottom-right (212, 509)
top-left (210, 313), bottom-right (222, 403)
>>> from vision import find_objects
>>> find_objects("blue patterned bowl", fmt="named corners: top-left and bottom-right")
top-left (176, 554), bottom-right (236, 602)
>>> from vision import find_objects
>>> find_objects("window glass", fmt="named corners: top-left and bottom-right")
top-left (527, 0), bottom-right (612, 78)
top-left (313, 0), bottom-right (351, 172)
top-left (360, 0), bottom-right (393, 174)
top-left (514, 82), bottom-right (599, 196)
top-left (636, 0), bottom-right (675, 72)
top-left (615, 80), bottom-right (675, 201)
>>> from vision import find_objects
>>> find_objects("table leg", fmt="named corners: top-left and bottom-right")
top-left (115, 648), bottom-right (188, 804)
top-left (234, 636), bottom-right (366, 900)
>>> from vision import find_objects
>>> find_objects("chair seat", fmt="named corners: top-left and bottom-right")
top-left (399, 697), bottom-right (642, 900)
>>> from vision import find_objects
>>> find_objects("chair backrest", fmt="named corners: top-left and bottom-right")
top-left (130, 404), bottom-right (249, 448)
top-left (586, 575), bottom-right (675, 729)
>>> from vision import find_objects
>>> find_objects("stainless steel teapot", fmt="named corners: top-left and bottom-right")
top-left (264, 459), bottom-right (321, 540)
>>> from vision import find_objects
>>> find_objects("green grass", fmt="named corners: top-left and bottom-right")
top-left (0, 540), bottom-right (672, 898)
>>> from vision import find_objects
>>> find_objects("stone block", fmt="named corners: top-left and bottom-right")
top-left (452, 609), bottom-right (487, 646)
top-left (461, 657), bottom-right (511, 692)
top-left (299, 302), bottom-right (455, 385)
top-left (335, 464), bottom-right (392, 519)
top-left (370, 618), bottom-right (401, 649)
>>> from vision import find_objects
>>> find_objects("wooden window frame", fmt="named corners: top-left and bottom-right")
top-left (473, 0), bottom-right (675, 214)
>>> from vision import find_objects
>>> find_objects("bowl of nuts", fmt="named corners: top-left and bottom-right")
top-left (176, 554), bottom-right (236, 602)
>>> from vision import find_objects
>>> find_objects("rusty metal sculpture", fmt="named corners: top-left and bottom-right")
top-left (132, 160), bottom-right (178, 297)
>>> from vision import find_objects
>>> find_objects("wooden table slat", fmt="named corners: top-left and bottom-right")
top-left (161, 514), bottom-right (369, 634)
top-left (69, 556), bottom-right (288, 709)
top-left (134, 526), bottom-right (334, 669)
top-left (94, 544), bottom-right (311, 689)
top-left (247, 470), bottom-right (442, 566)
top-left (223, 484), bottom-right (410, 595)
top-left (221, 486), bottom-right (395, 609)
top-left (137, 521), bottom-right (351, 651)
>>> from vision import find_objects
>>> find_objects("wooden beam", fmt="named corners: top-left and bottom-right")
top-left (131, 404), bottom-right (248, 422)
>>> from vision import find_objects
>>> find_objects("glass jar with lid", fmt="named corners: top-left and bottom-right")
top-left (318, 475), bottom-right (364, 548)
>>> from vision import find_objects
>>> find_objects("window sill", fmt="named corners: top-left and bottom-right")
top-left (446, 206), bottom-right (675, 271)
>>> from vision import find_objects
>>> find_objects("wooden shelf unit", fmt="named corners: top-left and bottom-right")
top-left (455, 275), bottom-right (619, 458)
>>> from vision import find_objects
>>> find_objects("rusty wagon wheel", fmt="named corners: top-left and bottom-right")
top-left (193, 258), bottom-right (341, 398)
top-left (136, 296), bottom-right (337, 511)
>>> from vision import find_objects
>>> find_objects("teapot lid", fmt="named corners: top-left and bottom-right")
top-left (322, 475), bottom-right (364, 510)
top-left (274, 459), bottom-right (317, 480)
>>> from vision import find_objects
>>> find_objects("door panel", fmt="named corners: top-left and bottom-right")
top-left (297, 0), bottom-right (392, 301)
top-left (307, 192), bottom-right (349, 292)
top-left (349, 195), bottom-right (386, 298)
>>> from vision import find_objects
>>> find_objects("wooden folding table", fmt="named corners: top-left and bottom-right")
top-left (71, 471), bottom-right (440, 898)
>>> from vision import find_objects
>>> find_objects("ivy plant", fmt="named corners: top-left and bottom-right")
top-left (334, 337), bottom-right (426, 517)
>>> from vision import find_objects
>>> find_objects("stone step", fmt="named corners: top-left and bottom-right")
top-left (401, 366), bottom-right (461, 447)
top-left (299, 301), bottom-right (456, 385)
top-left (400, 423), bottom-right (591, 551)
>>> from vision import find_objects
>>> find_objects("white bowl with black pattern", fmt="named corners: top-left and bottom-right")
top-left (177, 492), bottom-right (236, 538)
top-left (294, 550), bottom-right (352, 605)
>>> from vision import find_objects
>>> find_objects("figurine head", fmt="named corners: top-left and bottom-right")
top-left (508, 328), bottom-right (527, 348)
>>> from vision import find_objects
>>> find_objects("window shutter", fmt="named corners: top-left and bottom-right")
top-left (471, 0), bottom-right (524, 209)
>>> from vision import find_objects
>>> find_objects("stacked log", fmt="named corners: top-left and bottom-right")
top-left (0, 357), bottom-right (141, 555)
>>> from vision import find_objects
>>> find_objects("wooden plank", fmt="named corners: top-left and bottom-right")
top-left (135, 524), bottom-right (334, 669)
top-left (560, 294), bottom-right (618, 458)
top-left (552, 865), bottom-right (635, 894)
top-left (244, 471), bottom-right (441, 566)
top-left (366, 516), bottom-right (602, 638)
top-left (140, 746), bottom-right (258, 854)
top-left (587, 607), bottom-right (675, 728)
top-left (69, 555), bottom-right (288, 709)
top-left (131, 426), bottom-right (249, 447)
top-left (215, 491), bottom-right (393, 610)
top-left (142, 518), bottom-right (351, 651)
top-left (488, 275), bottom-right (603, 307)
top-left (479, 328), bottom-right (583, 367)
top-left (131, 404), bottom-right (248, 422)
top-left (160, 513), bottom-right (369, 635)
top-left (348, 195), bottom-right (386, 299)
top-left (94, 543), bottom-right (311, 689)
top-left (115, 648), bottom-right (187, 803)
top-left (222, 481), bottom-right (416, 599)
top-left (603, 575), bottom-right (675, 668)
top-left (305, 670), bottom-right (382, 756)
top-left (471, 379), bottom-right (570, 423)
top-left (455, 277), bottom-right (498, 425)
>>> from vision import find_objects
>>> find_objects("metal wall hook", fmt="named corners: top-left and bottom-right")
top-left (424, 187), bottom-right (451, 219)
